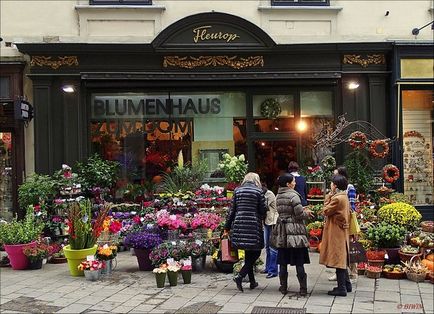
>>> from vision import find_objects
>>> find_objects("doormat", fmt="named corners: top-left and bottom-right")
top-left (251, 306), bottom-right (306, 314)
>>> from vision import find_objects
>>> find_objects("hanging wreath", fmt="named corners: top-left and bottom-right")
top-left (382, 164), bottom-right (400, 183)
top-left (369, 140), bottom-right (389, 159)
top-left (348, 131), bottom-right (367, 149)
top-left (260, 98), bottom-right (281, 119)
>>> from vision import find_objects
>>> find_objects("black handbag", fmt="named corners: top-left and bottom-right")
top-left (349, 240), bottom-right (367, 263)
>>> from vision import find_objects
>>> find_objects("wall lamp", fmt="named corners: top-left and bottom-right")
top-left (412, 20), bottom-right (434, 35)
top-left (347, 81), bottom-right (360, 90)
top-left (62, 85), bottom-right (75, 93)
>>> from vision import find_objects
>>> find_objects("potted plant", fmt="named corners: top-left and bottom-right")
top-left (96, 245), bottom-right (117, 275)
top-left (366, 222), bottom-right (406, 264)
top-left (218, 153), bottom-right (248, 190)
top-left (23, 243), bottom-right (49, 270)
top-left (153, 265), bottom-right (168, 288)
top-left (78, 260), bottom-right (103, 281)
top-left (18, 173), bottom-right (57, 212)
top-left (149, 243), bottom-right (172, 268)
top-left (181, 264), bottom-right (192, 284)
top-left (124, 230), bottom-right (163, 271)
top-left (0, 211), bottom-right (44, 270)
top-left (167, 262), bottom-right (181, 286)
top-left (63, 199), bottom-right (111, 276)
top-left (377, 202), bottom-right (422, 231)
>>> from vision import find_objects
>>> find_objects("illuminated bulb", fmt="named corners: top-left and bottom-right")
top-left (296, 120), bottom-right (308, 132)
top-left (274, 126), bottom-right (279, 131)
top-left (261, 142), bottom-right (266, 147)
top-left (62, 85), bottom-right (75, 93)
top-left (348, 82), bottom-right (360, 90)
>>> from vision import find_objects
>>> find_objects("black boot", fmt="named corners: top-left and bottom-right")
top-left (233, 275), bottom-right (244, 292)
top-left (345, 270), bottom-right (352, 292)
top-left (278, 273), bottom-right (288, 295)
top-left (297, 273), bottom-right (308, 297)
top-left (248, 270), bottom-right (259, 289)
top-left (328, 269), bottom-right (347, 296)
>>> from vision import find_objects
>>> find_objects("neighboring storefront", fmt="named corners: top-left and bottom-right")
top-left (393, 43), bottom-right (434, 218)
top-left (17, 12), bottom-right (392, 192)
top-left (0, 63), bottom-right (26, 219)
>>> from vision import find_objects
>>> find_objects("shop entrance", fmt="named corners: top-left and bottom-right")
top-left (254, 139), bottom-right (298, 192)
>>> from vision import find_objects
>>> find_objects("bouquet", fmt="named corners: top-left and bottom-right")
top-left (167, 262), bottom-right (181, 272)
top-left (65, 200), bottom-right (111, 250)
top-left (218, 153), bottom-right (248, 184)
top-left (96, 245), bottom-right (117, 260)
top-left (153, 264), bottom-right (168, 273)
top-left (77, 260), bottom-right (103, 271)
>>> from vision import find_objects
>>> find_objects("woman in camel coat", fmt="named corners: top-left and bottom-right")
top-left (319, 174), bottom-right (352, 297)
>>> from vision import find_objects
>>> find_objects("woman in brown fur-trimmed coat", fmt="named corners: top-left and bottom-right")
top-left (319, 174), bottom-right (352, 297)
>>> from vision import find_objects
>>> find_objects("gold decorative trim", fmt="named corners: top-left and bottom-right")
top-left (342, 54), bottom-right (385, 68)
top-left (163, 56), bottom-right (264, 69)
top-left (30, 56), bottom-right (79, 69)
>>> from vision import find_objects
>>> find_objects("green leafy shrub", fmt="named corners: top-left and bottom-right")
top-left (76, 153), bottom-right (120, 192)
top-left (366, 222), bottom-right (406, 248)
top-left (344, 150), bottom-right (374, 194)
top-left (18, 174), bottom-right (57, 210)
top-left (377, 202), bottom-right (421, 229)
top-left (0, 210), bottom-right (44, 245)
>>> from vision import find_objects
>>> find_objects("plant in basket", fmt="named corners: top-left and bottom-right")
top-left (398, 245), bottom-right (421, 262)
top-left (365, 265), bottom-right (382, 279)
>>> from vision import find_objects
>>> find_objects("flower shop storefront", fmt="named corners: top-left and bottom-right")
top-left (17, 12), bottom-right (392, 191)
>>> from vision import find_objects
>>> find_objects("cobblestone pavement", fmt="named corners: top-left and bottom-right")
top-left (0, 251), bottom-right (433, 314)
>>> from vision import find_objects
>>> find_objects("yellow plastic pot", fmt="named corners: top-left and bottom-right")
top-left (63, 245), bottom-right (97, 276)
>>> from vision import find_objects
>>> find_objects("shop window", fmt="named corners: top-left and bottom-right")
top-left (271, 0), bottom-right (329, 6)
top-left (90, 0), bottom-right (152, 5)
top-left (301, 91), bottom-right (333, 117)
top-left (90, 92), bottom-right (245, 185)
top-left (402, 89), bottom-right (434, 205)
top-left (253, 94), bottom-right (295, 133)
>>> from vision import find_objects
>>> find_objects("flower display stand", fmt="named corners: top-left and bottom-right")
top-left (64, 245), bottom-right (97, 276)
top-left (181, 270), bottom-right (192, 284)
top-left (167, 270), bottom-right (178, 286)
top-left (4, 242), bottom-right (36, 270)
top-left (155, 272), bottom-right (166, 288)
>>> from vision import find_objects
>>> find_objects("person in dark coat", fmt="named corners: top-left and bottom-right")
top-left (271, 173), bottom-right (313, 296)
top-left (224, 172), bottom-right (266, 292)
top-left (287, 161), bottom-right (308, 206)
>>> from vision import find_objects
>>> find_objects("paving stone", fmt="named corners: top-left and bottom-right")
top-left (218, 302), bottom-right (249, 313)
top-left (129, 304), bottom-right (157, 313)
top-left (305, 305), bottom-right (331, 313)
top-left (104, 293), bottom-right (134, 303)
top-left (77, 295), bottom-right (108, 305)
top-left (111, 305), bottom-right (135, 313)
top-left (55, 303), bottom-right (92, 313)
top-left (89, 301), bottom-right (122, 312)
top-left (374, 291), bottom-right (400, 303)
top-left (373, 301), bottom-right (401, 313)
top-left (305, 295), bottom-right (334, 307)
top-left (330, 303), bottom-right (353, 313)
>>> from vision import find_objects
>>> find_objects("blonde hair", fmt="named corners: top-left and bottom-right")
top-left (241, 172), bottom-right (262, 188)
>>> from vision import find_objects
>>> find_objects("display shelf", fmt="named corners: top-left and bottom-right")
top-left (306, 181), bottom-right (326, 205)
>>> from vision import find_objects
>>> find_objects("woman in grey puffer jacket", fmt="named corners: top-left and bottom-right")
top-left (271, 173), bottom-right (313, 296)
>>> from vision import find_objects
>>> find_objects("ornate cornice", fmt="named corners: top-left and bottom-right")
top-left (163, 55), bottom-right (264, 69)
top-left (30, 56), bottom-right (79, 69)
top-left (342, 54), bottom-right (385, 68)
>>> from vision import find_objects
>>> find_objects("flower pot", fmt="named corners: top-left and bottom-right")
top-left (63, 245), bottom-right (97, 276)
top-left (84, 270), bottom-right (100, 281)
top-left (28, 259), bottom-right (43, 270)
top-left (134, 248), bottom-right (153, 271)
top-left (181, 270), bottom-right (192, 284)
top-left (226, 191), bottom-right (234, 199)
top-left (101, 259), bottom-right (113, 275)
top-left (382, 247), bottom-right (400, 264)
top-left (49, 257), bottom-right (67, 264)
top-left (4, 242), bottom-right (36, 270)
top-left (155, 272), bottom-right (166, 288)
top-left (167, 270), bottom-right (178, 286)
top-left (192, 255), bottom-right (206, 272)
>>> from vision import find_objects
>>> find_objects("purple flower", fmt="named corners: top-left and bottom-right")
top-left (124, 231), bottom-right (163, 249)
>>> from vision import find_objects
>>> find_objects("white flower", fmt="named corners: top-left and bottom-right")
top-left (223, 153), bottom-right (230, 159)
top-left (219, 163), bottom-right (224, 169)
top-left (229, 161), bottom-right (236, 167)
top-left (153, 267), bottom-right (167, 273)
top-left (169, 215), bottom-right (177, 221)
top-left (62, 164), bottom-right (71, 170)
top-left (238, 154), bottom-right (245, 161)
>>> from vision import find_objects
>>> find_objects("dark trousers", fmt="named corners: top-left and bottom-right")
top-left (279, 264), bottom-right (306, 277)
top-left (238, 250), bottom-right (261, 282)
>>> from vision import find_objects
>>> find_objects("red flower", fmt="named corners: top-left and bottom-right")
top-left (109, 221), bottom-right (122, 234)
top-left (133, 216), bottom-right (141, 224)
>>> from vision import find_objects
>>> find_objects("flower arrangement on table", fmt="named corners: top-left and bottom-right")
top-left (77, 260), bottom-right (103, 271)
top-left (190, 212), bottom-right (222, 231)
top-left (218, 153), bottom-right (248, 185)
top-left (156, 210), bottom-right (188, 230)
top-left (306, 165), bottom-right (325, 182)
top-left (96, 245), bottom-right (118, 261)
top-left (377, 202), bottom-right (421, 230)
top-left (23, 243), bottom-right (49, 262)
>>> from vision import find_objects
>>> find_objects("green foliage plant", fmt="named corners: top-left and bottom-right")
top-left (159, 160), bottom-right (208, 194)
top-left (366, 222), bottom-right (406, 248)
top-left (344, 150), bottom-right (374, 194)
top-left (377, 202), bottom-right (421, 230)
top-left (76, 153), bottom-right (120, 192)
top-left (18, 174), bottom-right (57, 210)
top-left (0, 209), bottom-right (44, 245)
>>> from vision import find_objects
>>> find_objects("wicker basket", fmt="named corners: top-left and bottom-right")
top-left (420, 221), bottom-right (434, 233)
top-left (398, 251), bottom-right (422, 262)
top-left (382, 271), bottom-right (406, 280)
top-left (366, 270), bottom-right (382, 279)
top-left (405, 255), bottom-right (428, 283)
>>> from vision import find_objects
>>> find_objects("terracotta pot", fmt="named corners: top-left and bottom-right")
top-left (4, 242), bottom-right (36, 270)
